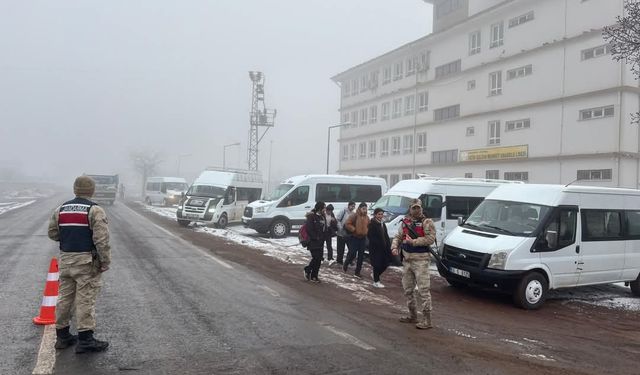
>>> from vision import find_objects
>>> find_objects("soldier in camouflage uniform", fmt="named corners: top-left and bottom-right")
top-left (391, 198), bottom-right (436, 329)
top-left (48, 176), bottom-right (111, 353)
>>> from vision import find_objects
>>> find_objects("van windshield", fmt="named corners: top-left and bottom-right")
top-left (269, 184), bottom-right (294, 201)
top-left (464, 199), bottom-right (551, 236)
top-left (165, 182), bottom-right (188, 191)
top-left (187, 185), bottom-right (225, 198)
top-left (371, 195), bottom-right (412, 215)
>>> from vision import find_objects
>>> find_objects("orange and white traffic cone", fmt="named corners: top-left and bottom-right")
top-left (33, 257), bottom-right (59, 325)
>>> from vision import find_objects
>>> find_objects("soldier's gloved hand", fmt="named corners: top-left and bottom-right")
top-left (99, 265), bottom-right (110, 273)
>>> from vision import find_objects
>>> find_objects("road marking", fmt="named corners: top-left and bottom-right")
top-left (122, 204), bottom-right (233, 269)
top-left (257, 285), bottom-right (280, 297)
top-left (32, 325), bottom-right (55, 375)
top-left (322, 324), bottom-right (376, 351)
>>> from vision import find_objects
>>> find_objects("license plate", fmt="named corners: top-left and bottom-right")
top-left (449, 267), bottom-right (470, 278)
top-left (185, 213), bottom-right (200, 219)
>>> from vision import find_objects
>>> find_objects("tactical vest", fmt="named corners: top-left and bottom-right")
top-left (401, 217), bottom-right (430, 253)
top-left (58, 197), bottom-right (97, 252)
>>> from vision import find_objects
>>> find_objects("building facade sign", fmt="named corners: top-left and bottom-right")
top-left (459, 145), bottom-right (528, 162)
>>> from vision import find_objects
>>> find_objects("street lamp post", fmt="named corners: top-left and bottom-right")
top-left (223, 142), bottom-right (241, 170)
top-left (326, 122), bottom-right (351, 174)
top-left (176, 153), bottom-right (191, 176)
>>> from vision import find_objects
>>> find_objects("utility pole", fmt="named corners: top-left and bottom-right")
top-left (248, 71), bottom-right (276, 171)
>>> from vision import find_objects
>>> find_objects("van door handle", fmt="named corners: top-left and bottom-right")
top-left (575, 245), bottom-right (580, 254)
top-left (305, 206), bottom-right (311, 208)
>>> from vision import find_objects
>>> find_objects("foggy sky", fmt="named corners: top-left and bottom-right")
top-left (0, 0), bottom-right (432, 189)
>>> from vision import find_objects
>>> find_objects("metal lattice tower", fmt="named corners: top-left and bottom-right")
top-left (248, 71), bottom-right (276, 171)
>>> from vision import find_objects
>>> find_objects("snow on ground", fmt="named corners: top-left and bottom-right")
top-left (141, 203), bottom-right (640, 312)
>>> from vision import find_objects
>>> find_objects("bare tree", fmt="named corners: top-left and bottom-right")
top-left (603, 0), bottom-right (640, 124)
top-left (130, 151), bottom-right (163, 197)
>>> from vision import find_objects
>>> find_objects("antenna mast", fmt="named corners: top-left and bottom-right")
top-left (248, 71), bottom-right (276, 171)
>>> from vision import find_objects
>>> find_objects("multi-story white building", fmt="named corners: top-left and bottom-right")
top-left (331, 0), bottom-right (640, 188)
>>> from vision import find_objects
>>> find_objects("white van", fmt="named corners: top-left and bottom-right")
top-left (144, 177), bottom-right (189, 206)
top-left (440, 183), bottom-right (640, 310)
top-left (242, 175), bottom-right (387, 238)
top-left (176, 168), bottom-right (262, 228)
top-left (371, 176), bottom-right (522, 244)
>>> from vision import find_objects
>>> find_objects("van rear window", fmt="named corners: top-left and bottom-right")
top-left (316, 183), bottom-right (382, 202)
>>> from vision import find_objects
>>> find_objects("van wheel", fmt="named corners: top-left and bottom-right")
top-left (217, 214), bottom-right (228, 229)
top-left (631, 275), bottom-right (640, 297)
top-left (513, 272), bottom-right (548, 310)
top-left (270, 219), bottom-right (289, 238)
top-left (178, 219), bottom-right (190, 227)
top-left (145, 197), bottom-right (152, 205)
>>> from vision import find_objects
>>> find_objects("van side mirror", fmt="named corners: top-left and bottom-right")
top-left (457, 217), bottom-right (465, 226)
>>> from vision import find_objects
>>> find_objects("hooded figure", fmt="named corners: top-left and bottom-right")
top-left (303, 201), bottom-right (327, 282)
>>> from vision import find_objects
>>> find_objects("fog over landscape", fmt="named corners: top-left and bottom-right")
top-left (0, 0), bottom-right (432, 191)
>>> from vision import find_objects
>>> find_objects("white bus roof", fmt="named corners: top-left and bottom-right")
top-left (146, 177), bottom-right (187, 183)
top-left (194, 169), bottom-right (263, 188)
top-left (279, 174), bottom-right (386, 186)
top-left (387, 177), bottom-right (521, 198)
top-left (486, 184), bottom-right (640, 207)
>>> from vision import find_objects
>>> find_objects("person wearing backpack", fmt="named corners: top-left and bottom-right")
top-left (335, 201), bottom-right (355, 265)
top-left (303, 201), bottom-right (327, 283)
top-left (342, 202), bottom-right (370, 278)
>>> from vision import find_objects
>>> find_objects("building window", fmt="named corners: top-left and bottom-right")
top-left (581, 44), bottom-right (612, 60)
top-left (360, 75), bottom-right (368, 93)
top-left (406, 57), bottom-right (417, 76)
top-left (464, 173), bottom-right (473, 178)
top-left (489, 71), bottom-right (502, 96)
top-left (509, 11), bottom-right (534, 28)
top-left (490, 21), bottom-right (504, 48)
top-left (577, 169), bottom-right (612, 180)
top-left (381, 102), bottom-right (390, 121)
top-left (349, 144), bottom-right (356, 160)
top-left (380, 138), bottom-right (389, 157)
top-left (382, 66), bottom-right (392, 84)
top-left (392, 98), bottom-right (402, 119)
top-left (350, 111), bottom-right (358, 128)
top-left (369, 71), bottom-right (379, 89)
top-left (432, 149), bottom-right (458, 164)
top-left (402, 173), bottom-right (412, 180)
top-left (486, 170), bottom-right (499, 179)
top-left (341, 144), bottom-right (349, 161)
top-left (359, 142), bottom-right (367, 159)
top-left (343, 83), bottom-right (350, 97)
top-left (390, 174), bottom-right (400, 187)
top-left (507, 64), bottom-right (533, 80)
top-left (391, 136), bottom-right (401, 155)
top-left (342, 113), bottom-right (349, 125)
top-left (369, 105), bottom-right (378, 124)
top-left (467, 80), bottom-right (476, 90)
top-left (379, 174), bottom-right (388, 184)
top-left (435, 59), bottom-right (462, 79)
top-left (403, 134), bottom-right (413, 154)
top-left (368, 140), bottom-right (376, 158)
top-left (419, 51), bottom-right (431, 71)
top-left (393, 62), bottom-right (403, 81)
top-left (436, 0), bottom-right (464, 19)
top-left (506, 118), bottom-right (530, 131)
top-left (404, 95), bottom-right (415, 115)
top-left (360, 108), bottom-right (368, 126)
top-left (579, 105), bottom-right (614, 120)
top-left (466, 126), bottom-right (475, 136)
top-left (417, 132), bottom-right (427, 153)
top-left (434, 104), bottom-right (460, 121)
top-left (418, 92), bottom-right (428, 112)
top-left (469, 30), bottom-right (481, 55)
top-left (488, 120), bottom-right (501, 145)
top-left (351, 80), bottom-right (358, 96)
top-left (504, 171), bottom-right (529, 181)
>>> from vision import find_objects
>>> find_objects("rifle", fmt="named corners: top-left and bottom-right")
top-left (401, 220), bottom-right (445, 267)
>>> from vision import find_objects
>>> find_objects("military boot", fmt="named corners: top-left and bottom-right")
top-left (416, 311), bottom-right (433, 330)
top-left (75, 330), bottom-right (109, 354)
top-left (398, 309), bottom-right (418, 323)
top-left (55, 326), bottom-right (78, 349)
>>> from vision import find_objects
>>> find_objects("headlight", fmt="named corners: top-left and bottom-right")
top-left (487, 250), bottom-right (509, 270)
top-left (208, 207), bottom-right (216, 213)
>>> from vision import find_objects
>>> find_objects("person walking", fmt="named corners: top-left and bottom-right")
top-left (323, 204), bottom-right (338, 264)
top-left (391, 198), bottom-right (436, 329)
top-left (335, 201), bottom-right (355, 265)
top-left (367, 208), bottom-right (393, 288)
top-left (303, 201), bottom-right (327, 283)
top-left (47, 176), bottom-right (111, 353)
top-left (343, 202), bottom-right (370, 278)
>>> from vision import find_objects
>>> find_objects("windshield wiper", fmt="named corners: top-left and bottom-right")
top-left (463, 222), bottom-right (481, 229)
top-left (481, 225), bottom-right (514, 235)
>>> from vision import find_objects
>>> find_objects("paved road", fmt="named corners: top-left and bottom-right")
top-left (1, 196), bottom-right (634, 374)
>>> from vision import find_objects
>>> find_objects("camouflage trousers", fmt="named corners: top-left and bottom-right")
top-left (55, 252), bottom-right (103, 332)
top-left (401, 250), bottom-right (432, 317)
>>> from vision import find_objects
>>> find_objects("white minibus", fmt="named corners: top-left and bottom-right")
top-left (242, 175), bottom-right (387, 238)
top-left (176, 168), bottom-right (262, 228)
top-left (371, 176), bottom-right (522, 244)
top-left (440, 183), bottom-right (640, 309)
top-left (144, 177), bottom-right (189, 206)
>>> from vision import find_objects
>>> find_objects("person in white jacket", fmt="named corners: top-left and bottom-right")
top-left (335, 201), bottom-right (355, 265)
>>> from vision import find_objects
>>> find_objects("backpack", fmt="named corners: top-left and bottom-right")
top-left (298, 223), bottom-right (310, 248)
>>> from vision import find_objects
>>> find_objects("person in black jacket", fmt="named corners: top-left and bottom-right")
top-left (367, 208), bottom-right (393, 288)
top-left (323, 204), bottom-right (338, 263)
top-left (304, 201), bottom-right (327, 283)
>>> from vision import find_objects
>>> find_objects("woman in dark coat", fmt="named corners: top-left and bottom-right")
top-left (323, 204), bottom-right (338, 262)
top-left (367, 208), bottom-right (393, 288)
top-left (304, 201), bottom-right (327, 283)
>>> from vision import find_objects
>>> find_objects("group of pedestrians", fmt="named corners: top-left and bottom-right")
top-left (302, 197), bottom-right (436, 329)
